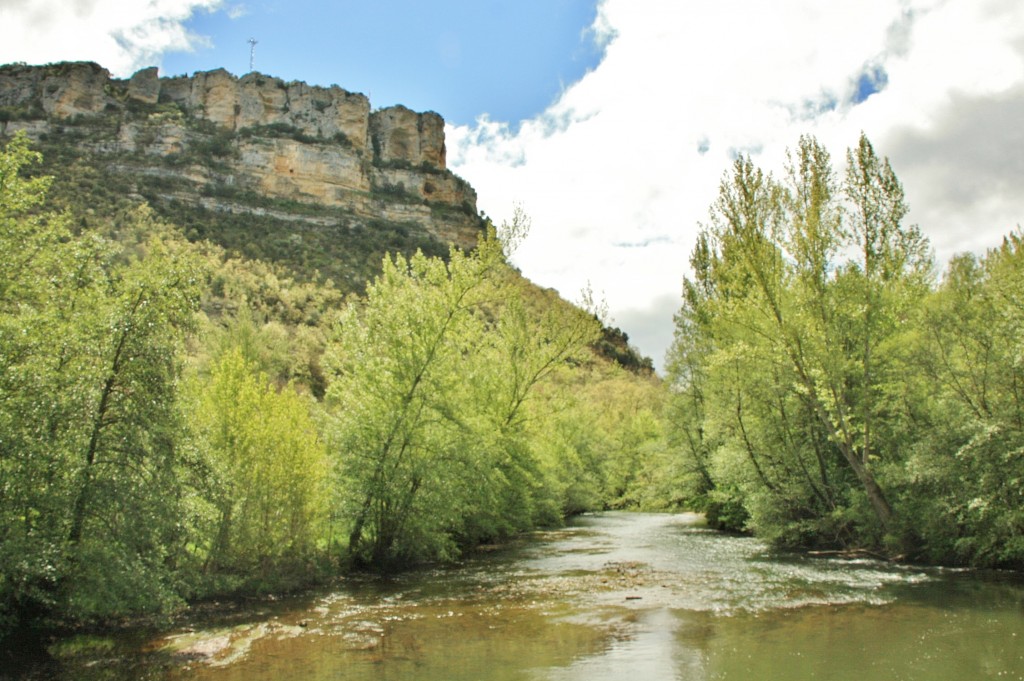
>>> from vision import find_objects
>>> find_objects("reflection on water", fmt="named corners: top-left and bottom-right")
top-left (9, 513), bottom-right (1024, 681)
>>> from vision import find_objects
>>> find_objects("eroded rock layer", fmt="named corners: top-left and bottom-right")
top-left (0, 61), bottom-right (482, 251)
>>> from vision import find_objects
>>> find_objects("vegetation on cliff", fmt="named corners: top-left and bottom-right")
top-left (0, 61), bottom-right (484, 294)
top-left (18, 104), bottom-right (452, 294)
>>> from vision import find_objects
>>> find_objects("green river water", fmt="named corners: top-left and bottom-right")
top-left (6, 512), bottom-right (1024, 680)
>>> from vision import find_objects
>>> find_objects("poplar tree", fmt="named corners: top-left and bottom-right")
top-left (667, 134), bottom-right (933, 549)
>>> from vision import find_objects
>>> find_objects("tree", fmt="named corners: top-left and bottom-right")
top-left (662, 249), bottom-right (723, 516)
top-left (1, 134), bottom-right (206, 627)
top-left (325, 233), bottom-right (505, 566)
top-left (899, 233), bottom-right (1024, 566)
top-left (462, 264), bottom-right (603, 534)
top-left (666, 134), bottom-right (934, 550)
top-left (0, 133), bottom-right (66, 307)
top-left (0, 133), bottom-right (76, 629)
top-left (324, 216), bottom-right (601, 569)
top-left (188, 346), bottom-right (329, 583)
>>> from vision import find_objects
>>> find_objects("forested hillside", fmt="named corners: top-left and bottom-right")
top-left (0, 132), bottom-right (663, 640)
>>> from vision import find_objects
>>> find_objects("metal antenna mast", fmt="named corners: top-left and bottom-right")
top-left (247, 38), bottom-right (258, 72)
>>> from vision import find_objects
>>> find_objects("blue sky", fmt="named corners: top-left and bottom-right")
top-left (161, 0), bottom-right (605, 127)
top-left (3, 0), bottom-right (1024, 371)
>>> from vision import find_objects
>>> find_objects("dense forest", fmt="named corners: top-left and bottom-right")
top-left (1, 126), bottom-right (1022, 643)
top-left (0, 132), bottom-right (664, 639)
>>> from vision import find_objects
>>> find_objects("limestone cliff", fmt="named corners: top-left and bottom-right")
top-left (0, 61), bottom-right (482, 253)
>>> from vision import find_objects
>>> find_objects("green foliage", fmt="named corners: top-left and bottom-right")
top-left (186, 347), bottom-right (330, 585)
top-left (666, 134), bottom-right (930, 551)
top-left (324, 221), bottom-right (603, 569)
top-left (56, 228), bottom-right (204, 618)
top-left (545, 362), bottom-right (667, 511)
top-left (142, 190), bottom-right (449, 293)
top-left (191, 129), bottom-right (237, 160)
top-left (0, 125), bottom-right (672, 642)
top-left (665, 134), bottom-right (1024, 567)
top-left (592, 326), bottom-right (656, 374)
top-left (0, 102), bottom-right (46, 123)
top-left (892, 233), bottom-right (1024, 566)
top-left (0, 135), bottom-right (206, 631)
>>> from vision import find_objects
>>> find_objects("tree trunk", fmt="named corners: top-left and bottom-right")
top-left (840, 443), bottom-right (894, 529)
top-left (68, 374), bottom-right (116, 547)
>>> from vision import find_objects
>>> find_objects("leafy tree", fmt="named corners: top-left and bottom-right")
top-left (526, 356), bottom-right (669, 514)
top-left (325, 216), bottom-right (601, 568)
top-left (325, 233), bottom-right (505, 566)
top-left (0, 133), bottom-right (68, 307)
top-left (0, 134), bottom-right (77, 630)
top-left (898, 233), bottom-right (1024, 566)
top-left (59, 231), bottom-right (203, 617)
top-left (187, 347), bottom-right (329, 585)
top-left (462, 265), bottom-right (605, 533)
top-left (666, 134), bottom-right (934, 551)
top-left (1, 138), bottom-right (205, 629)
top-left (664, 235), bottom-right (734, 525)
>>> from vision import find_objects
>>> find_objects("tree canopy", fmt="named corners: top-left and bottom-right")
top-left (665, 134), bottom-right (1024, 567)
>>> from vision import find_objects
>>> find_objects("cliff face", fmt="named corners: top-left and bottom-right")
top-left (0, 61), bottom-right (482, 252)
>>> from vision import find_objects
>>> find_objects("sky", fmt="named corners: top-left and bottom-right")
top-left (2, 0), bottom-right (1023, 372)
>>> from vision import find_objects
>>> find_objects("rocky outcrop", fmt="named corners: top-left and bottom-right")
top-left (369, 105), bottom-right (445, 168)
top-left (0, 61), bottom-right (482, 250)
top-left (0, 61), bottom-right (112, 118)
top-left (128, 66), bottom-right (160, 104)
top-left (156, 68), bottom-right (374, 155)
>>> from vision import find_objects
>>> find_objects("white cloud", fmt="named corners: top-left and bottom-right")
top-left (449, 0), bottom-right (1024, 372)
top-left (0, 0), bottom-right (223, 75)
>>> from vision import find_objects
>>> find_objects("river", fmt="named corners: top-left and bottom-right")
top-left (8, 512), bottom-right (1024, 680)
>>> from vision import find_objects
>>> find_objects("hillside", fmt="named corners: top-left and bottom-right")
top-left (0, 60), bottom-right (671, 646)
top-left (1, 95), bottom-right (668, 634)
top-left (0, 60), bottom-right (652, 372)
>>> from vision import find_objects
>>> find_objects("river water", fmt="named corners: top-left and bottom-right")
top-left (10, 512), bottom-right (1024, 680)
